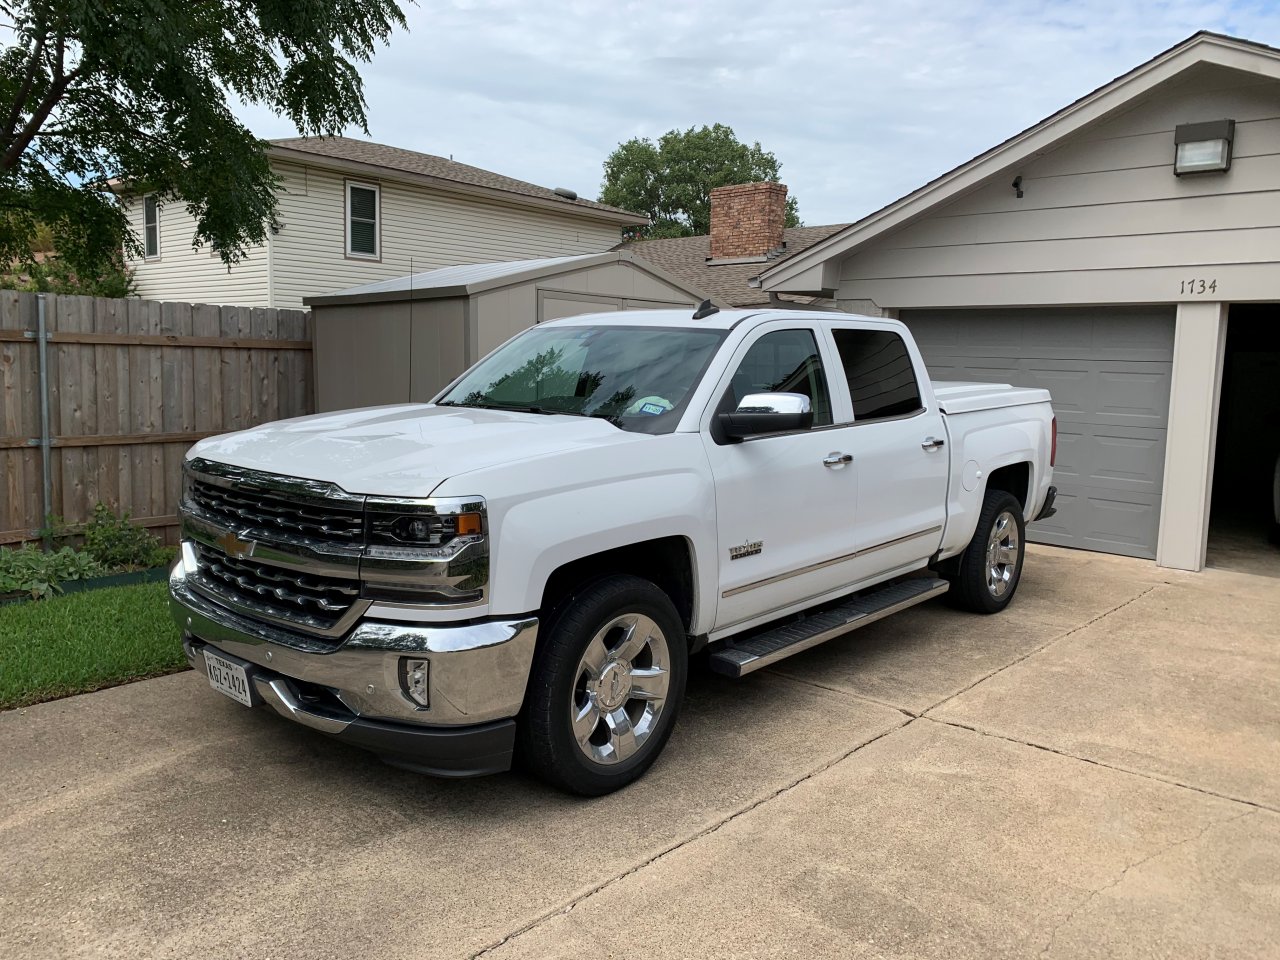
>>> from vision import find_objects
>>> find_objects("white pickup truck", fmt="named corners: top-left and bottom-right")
top-left (170, 306), bottom-right (1057, 794)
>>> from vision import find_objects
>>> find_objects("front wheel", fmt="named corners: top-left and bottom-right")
top-left (517, 575), bottom-right (688, 795)
top-left (945, 490), bottom-right (1026, 614)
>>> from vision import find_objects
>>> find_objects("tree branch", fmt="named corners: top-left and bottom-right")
top-left (4, 25), bottom-right (47, 147)
top-left (1, 32), bottom-right (82, 172)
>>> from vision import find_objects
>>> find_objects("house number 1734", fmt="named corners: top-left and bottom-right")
top-left (1180, 278), bottom-right (1218, 295)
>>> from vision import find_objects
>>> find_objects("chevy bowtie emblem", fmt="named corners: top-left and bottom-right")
top-left (216, 530), bottom-right (256, 559)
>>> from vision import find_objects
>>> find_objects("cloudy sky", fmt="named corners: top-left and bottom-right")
top-left (240, 0), bottom-right (1280, 226)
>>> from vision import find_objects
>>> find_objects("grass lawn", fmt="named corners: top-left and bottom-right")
top-left (0, 581), bottom-right (187, 710)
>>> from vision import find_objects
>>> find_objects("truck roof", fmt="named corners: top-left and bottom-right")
top-left (539, 308), bottom-right (896, 331)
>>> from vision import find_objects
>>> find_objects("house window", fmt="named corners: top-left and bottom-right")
top-left (346, 181), bottom-right (380, 259)
top-left (143, 194), bottom-right (160, 259)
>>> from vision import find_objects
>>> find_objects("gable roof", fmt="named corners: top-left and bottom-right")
top-left (268, 137), bottom-right (648, 227)
top-left (760, 31), bottom-right (1280, 292)
top-left (624, 224), bottom-right (850, 307)
top-left (302, 250), bottom-right (710, 306)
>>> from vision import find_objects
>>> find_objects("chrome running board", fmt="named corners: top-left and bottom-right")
top-left (708, 577), bottom-right (949, 678)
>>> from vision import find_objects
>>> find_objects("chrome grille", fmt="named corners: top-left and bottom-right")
top-left (190, 477), bottom-right (364, 545)
top-left (190, 543), bottom-right (361, 635)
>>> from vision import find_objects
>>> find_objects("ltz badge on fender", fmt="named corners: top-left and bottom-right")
top-left (729, 541), bottom-right (763, 561)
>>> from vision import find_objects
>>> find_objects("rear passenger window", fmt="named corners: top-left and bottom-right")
top-left (832, 328), bottom-right (923, 421)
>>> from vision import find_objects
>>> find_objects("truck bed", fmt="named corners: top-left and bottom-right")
top-left (932, 380), bottom-right (1053, 414)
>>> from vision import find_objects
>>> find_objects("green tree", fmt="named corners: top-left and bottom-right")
top-left (0, 0), bottom-right (408, 282)
top-left (600, 124), bottom-right (800, 239)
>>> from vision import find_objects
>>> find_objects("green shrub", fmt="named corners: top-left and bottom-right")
top-left (0, 544), bottom-right (105, 600)
top-left (81, 503), bottom-right (171, 570)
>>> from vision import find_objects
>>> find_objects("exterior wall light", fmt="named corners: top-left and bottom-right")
top-left (1174, 119), bottom-right (1234, 175)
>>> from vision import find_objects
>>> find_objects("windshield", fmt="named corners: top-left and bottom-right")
top-left (436, 324), bottom-right (727, 435)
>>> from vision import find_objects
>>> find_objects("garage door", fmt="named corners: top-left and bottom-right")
top-left (900, 307), bottom-right (1175, 559)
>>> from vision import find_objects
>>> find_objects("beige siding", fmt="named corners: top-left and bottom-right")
top-left (836, 65), bottom-right (1280, 309)
top-left (270, 162), bottom-right (623, 309)
top-left (125, 195), bottom-right (270, 306)
top-left (471, 262), bottom-right (700, 356)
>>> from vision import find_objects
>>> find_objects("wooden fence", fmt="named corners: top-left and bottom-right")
top-left (0, 291), bottom-right (312, 546)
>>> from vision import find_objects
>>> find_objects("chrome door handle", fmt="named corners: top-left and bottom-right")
top-left (921, 437), bottom-right (945, 450)
top-left (823, 453), bottom-right (853, 466)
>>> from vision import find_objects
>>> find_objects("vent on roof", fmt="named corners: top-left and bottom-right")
top-left (553, 187), bottom-right (578, 200)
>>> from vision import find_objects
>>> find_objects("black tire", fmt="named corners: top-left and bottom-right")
top-left (517, 575), bottom-right (688, 795)
top-left (945, 490), bottom-right (1026, 614)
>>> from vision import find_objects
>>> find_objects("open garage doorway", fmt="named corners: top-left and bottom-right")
top-left (1207, 304), bottom-right (1280, 577)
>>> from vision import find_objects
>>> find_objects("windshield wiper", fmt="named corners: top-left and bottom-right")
top-left (438, 399), bottom-right (557, 415)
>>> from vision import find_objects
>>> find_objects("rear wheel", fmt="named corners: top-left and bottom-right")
top-left (518, 575), bottom-right (687, 795)
top-left (946, 490), bottom-right (1026, 614)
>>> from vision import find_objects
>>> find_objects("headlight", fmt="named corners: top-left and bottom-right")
top-left (360, 496), bottom-right (489, 606)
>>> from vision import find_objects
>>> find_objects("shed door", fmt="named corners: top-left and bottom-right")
top-left (900, 307), bottom-right (1175, 559)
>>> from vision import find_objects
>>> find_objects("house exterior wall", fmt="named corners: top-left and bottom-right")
top-left (832, 65), bottom-right (1280, 311)
top-left (268, 162), bottom-right (623, 309)
top-left (824, 64), bottom-right (1280, 573)
top-left (125, 195), bottom-right (271, 305)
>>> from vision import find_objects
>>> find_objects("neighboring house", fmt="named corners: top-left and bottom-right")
top-left (755, 31), bottom-right (1280, 573)
top-left (625, 182), bottom-right (849, 307)
top-left (120, 137), bottom-right (647, 308)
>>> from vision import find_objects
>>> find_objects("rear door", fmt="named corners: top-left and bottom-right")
top-left (702, 322), bottom-right (860, 633)
top-left (822, 322), bottom-right (950, 582)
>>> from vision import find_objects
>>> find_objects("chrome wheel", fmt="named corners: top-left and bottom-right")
top-left (570, 613), bottom-right (671, 766)
top-left (985, 510), bottom-right (1020, 598)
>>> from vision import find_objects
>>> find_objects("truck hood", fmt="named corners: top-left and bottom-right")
top-left (186, 404), bottom-right (644, 496)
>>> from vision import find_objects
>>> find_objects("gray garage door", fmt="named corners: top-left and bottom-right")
top-left (900, 307), bottom-right (1175, 559)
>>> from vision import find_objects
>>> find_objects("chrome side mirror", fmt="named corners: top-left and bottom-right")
top-left (717, 392), bottom-right (814, 441)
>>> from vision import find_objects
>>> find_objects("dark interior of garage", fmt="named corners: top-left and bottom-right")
top-left (1207, 304), bottom-right (1280, 575)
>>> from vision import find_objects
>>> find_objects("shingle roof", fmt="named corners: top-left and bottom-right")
top-left (268, 137), bottom-right (647, 224)
top-left (624, 224), bottom-right (851, 307)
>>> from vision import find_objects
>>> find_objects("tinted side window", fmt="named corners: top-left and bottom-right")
top-left (832, 328), bottom-right (923, 421)
top-left (721, 329), bottom-right (832, 427)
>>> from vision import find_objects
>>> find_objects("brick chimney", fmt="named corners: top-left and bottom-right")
top-left (709, 182), bottom-right (788, 260)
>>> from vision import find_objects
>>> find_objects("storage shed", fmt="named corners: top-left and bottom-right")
top-left (305, 251), bottom-right (711, 412)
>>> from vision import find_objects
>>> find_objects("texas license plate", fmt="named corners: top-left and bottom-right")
top-left (203, 649), bottom-right (253, 707)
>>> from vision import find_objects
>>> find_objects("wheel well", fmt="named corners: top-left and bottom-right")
top-left (540, 537), bottom-right (695, 633)
top-left (986, 461), bottom-right (1031, 510)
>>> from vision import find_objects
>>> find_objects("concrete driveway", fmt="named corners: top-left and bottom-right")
top-left (2, 546), bottom-right (1277, 959)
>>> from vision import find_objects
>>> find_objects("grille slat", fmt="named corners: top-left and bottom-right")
top-left (191, 479), bottom-right (364, 544)
top-left (191, 543), bottom-right (359, 634)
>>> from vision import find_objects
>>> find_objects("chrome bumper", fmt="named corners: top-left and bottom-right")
top-left (170, 551), bottom-right (539, 731)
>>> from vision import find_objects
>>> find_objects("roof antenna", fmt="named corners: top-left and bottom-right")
top-left (692, 298), bottom-right (720, 320)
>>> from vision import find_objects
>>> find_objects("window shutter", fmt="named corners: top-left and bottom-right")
top-left (348, 185), bottom-right (378, 256)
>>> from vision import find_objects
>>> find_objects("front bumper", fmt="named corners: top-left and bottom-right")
top-left (170, 550), bottom-right (538, 777)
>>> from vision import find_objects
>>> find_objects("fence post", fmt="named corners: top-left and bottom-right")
top-left (36, 293), bottom-right (52, 548)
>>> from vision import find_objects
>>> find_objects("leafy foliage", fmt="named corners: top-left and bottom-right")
top-left (81, 503), bottom-right (171, 570)
top-left (0, 543), bottom-right (103, 599)
top-left (1, 254), bottom-right (135, 297)
top-left (0, 0), bottom-right (408, 279)
top-left (600, 124), bottom-right (801, 239)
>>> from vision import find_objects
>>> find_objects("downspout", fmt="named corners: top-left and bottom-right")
top-left (265, 223), bottom-right (275, 308)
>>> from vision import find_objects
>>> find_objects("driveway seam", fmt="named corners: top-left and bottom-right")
top-left (468, 714), bottom-right (915, 959)
top-left (920, 584), bottom-right (1162, 717)
top-left (921, 715), bottom-right (1280, 814)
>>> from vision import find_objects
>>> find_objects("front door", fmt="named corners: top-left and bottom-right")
top-left (703, 325), bottom-right (860, 633)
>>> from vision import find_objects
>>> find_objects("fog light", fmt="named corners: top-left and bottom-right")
top-left (401, 658), bottom-right (430, 707)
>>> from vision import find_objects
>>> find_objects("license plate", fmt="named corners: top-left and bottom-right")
top-left (203, 649), bottom-right (253, 707)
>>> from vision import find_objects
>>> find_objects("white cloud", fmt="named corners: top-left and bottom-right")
top-left (239, 0), bottom-right (1280, 224)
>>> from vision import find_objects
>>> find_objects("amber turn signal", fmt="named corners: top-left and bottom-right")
top-left (456, 513), bottom-right (484, 536)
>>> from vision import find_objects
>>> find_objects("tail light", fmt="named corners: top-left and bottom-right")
top-left (1050, 416), bottom-right (1058, 467)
